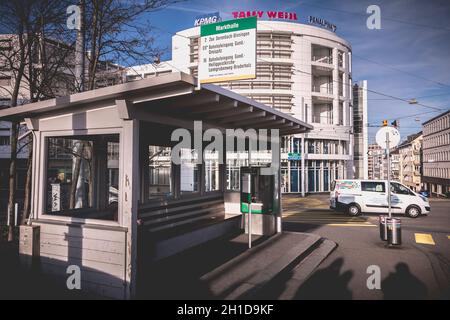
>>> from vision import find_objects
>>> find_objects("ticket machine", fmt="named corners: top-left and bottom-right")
top-left (240, 166), bottom-right (276, 235)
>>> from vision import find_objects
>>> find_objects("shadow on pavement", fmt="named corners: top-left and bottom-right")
top-left (137, 230), bottom-right (270, 300)
top-left (293, 257), bottom-right (353, 300)
top-left (382, 263), bottom-right (428, 300)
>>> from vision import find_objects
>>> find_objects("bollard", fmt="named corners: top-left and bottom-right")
top-left (387, 218), bottom-right (402, 245)
top-left (379, 215), bottom-right (388, 241)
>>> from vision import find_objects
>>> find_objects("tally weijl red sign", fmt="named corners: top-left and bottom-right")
top-left (232, 11), bottom-right (298, 21)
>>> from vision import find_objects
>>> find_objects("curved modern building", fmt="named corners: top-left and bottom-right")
top-left (170, 20), bottom-right (354, 194)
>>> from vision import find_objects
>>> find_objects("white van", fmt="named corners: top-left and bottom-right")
top-left (330, 180), bottom-right (430, 218)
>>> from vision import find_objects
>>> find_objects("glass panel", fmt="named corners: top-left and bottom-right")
top-left (45, 134), bottom-right (119, 221)
top-left (47, 138), bottom-right (93, 213)
top-left (362, 181), bottom-right (386, 193)
top-left (149, 146), bottom-right (172, 199)
top-left (226, 151), bottom-right (248, 191)
top-left (308, 169), bottom-right (315, 192)
top-left (205, 150), bottom-right (220, 192)
top-left (323, 163), bottom-right (330, 192)
top-left (290, 168), bottom-right (299, 192)
top-left (180, 148), bottom-right (199, 194)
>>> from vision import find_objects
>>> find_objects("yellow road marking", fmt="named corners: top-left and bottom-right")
top-left (327, 224), bottom-right (377, 227)
top-left (448, 235), bottom-right (450, 240)
top-left (415, 233), bottom-right (435, 245)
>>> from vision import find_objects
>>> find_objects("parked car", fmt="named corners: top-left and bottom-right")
top-left (330, 179), bottom-right (430, 218)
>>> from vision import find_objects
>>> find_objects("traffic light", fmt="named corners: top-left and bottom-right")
top-left (391, 120), bottom-right (399, 128)
top-left (382, 120), bottom-right (388, 126)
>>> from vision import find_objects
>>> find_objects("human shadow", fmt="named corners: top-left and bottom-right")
top-left (382, 263), bottom-right (428, 300)
top-left (294, 257), bottom-right (353, 300)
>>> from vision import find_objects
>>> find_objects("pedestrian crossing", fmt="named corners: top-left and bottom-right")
top-left (282, 210), bottom-right (376, 227)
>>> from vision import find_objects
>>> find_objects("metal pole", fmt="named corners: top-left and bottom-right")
top-left (386, 131), bottom-right (392, 218)
top-left (6, 204), bottom-right (10, 226)
top-left (14, 203), bottom-right (18, 227)
top-left (248, 141), bottom-right (252, 249)
top-left (247, 172), bottom-right (252, 249)
top-left (248, 199), bottom-right (252, 249)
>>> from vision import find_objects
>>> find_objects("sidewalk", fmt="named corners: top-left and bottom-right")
top-left (138, 230), bottom-right (335, 300)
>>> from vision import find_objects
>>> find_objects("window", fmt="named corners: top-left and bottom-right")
top-left (391, 182), bottom-right (414, 195)
top-left (205, 150), bottom-right (220, 192)
top-left (149, 146), bottom-right (173, 199)
top-left (180, 148), bottom-right (200, 194)
top-left (308, 140), bottom-right (315, 154)
top-left (45, 134), bottom-right (119, 221)
top-left (362, 181), bottom-right (385, 193)
top-left (0, 136), bottom-right (10, 145)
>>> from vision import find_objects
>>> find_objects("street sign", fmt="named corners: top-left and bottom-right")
top-left (198, 17), bottom-right (257, 84)
top-left (375, 126), bottom-right (400, 149)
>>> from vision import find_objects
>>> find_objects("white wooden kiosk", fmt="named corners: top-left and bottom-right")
top-left (0, 73), bottom-right (312, 299)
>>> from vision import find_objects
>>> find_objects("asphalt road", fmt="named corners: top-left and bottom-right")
top-left (282, 194), bottom-right (450, 300)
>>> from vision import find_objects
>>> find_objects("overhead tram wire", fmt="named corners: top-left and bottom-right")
top-left (286, 1), bottom-right (450, 32)
top-left (196, 0), bottom-right (450, 32)
top-left (351, 54), bottom-right (450, 88)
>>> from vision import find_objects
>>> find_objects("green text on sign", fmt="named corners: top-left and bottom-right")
top-left (201, 16), bottom-right (257, 37)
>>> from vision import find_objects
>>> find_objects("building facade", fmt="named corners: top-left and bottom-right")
top-left (391, 148), bottom-right (400, 181)
top-left (368, 143), bottom-right (385, 180)
top-left (422, 110), bottom-right (450, 196)
top-left (352, 81), bottom-right (368, 179)
top-left (168, 20), bottom-right (354, 194)
top-left (397, 132), bottom-right (423, 192)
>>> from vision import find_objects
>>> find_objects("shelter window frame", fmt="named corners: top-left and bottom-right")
top-left (39, 129), bottom-right (122, 227)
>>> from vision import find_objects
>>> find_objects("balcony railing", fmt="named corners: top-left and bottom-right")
top-left (312, 84), bottom-right (333, 94)
top-left (312, 55), bottom-right (332, 64)
top-left (312, 115), bottom-right (333, 124)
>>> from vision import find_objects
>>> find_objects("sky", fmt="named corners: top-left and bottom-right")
top-left (141, 0), bottom-right (450, 144)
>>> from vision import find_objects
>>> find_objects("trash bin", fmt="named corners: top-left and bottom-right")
top-left (379, 215), bottom-right (388, 241)
top-left (386, 218), bottom-right (402, 245)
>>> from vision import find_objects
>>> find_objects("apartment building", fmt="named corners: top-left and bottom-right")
top-left (397, 132), bottom-right (423, 192)
top-left (422, 110), bottom-right (450, 196)
top-left (352, 81), bottom-right (368, 179)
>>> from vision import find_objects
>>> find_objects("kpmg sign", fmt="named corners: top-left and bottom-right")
top-left (308, 16), bottom-right (337, 32)
top-left (194, 12), bottom-right (222, 26)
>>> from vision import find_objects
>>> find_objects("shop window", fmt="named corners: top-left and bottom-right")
top-left (45, 134), bottom-right (119, 221)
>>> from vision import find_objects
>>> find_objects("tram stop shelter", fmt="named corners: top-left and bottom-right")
top-left (0, 73), bottom-right (312, 299)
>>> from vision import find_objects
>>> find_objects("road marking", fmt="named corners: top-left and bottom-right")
top-left (448, 235), bottom-right (450, 240)
top-left (415, 233), bottom-right (435, 245)
top-left (327, 224), bottom-right (377, 227)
